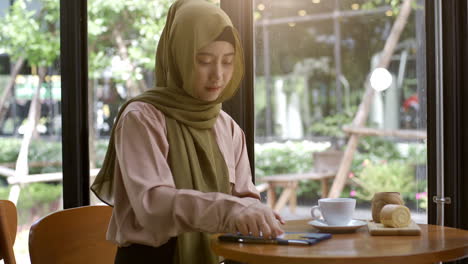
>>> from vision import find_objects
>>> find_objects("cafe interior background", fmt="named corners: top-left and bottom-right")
top-left (0, 0), bottom-right (466, 263)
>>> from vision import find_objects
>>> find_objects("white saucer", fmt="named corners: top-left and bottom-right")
top-left (308, 219), bottom-right (367, 233)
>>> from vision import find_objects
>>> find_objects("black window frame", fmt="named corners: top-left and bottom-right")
top-left (61, 0), bottom-right (90, 208)
top-left (436, 0), bottom-right (468, 231)
top-left (221, 0), bottom-right (255, 180)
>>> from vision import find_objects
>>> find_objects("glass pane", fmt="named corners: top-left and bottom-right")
top-left (254, 0), bottom-right (427, 224)
top-left (0, 0), bottom-right (61, 262)
top-left (87, 0), bottom-right (172, 204)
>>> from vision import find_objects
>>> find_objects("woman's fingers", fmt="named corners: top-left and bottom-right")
top-left (236, 221), bottom-right (248, 236)
top-left (259, 216), bottom-right (272, 238)
top-left (234, 203), bottom-right (285, 238)
top-left (265, 212), bottom-right (283, 238)
top-left (273, 211), bottom-right (286, 225)
top-left (248, 218), bottom-right (260, 237)
top-left (273, 221), bottom-right (284, 237)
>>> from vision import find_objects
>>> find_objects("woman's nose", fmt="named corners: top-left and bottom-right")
top-left (210, 63), bottom-right (223, 81)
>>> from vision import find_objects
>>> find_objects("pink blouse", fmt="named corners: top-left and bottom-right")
top-left (107, 102), bottom-right (260, 247)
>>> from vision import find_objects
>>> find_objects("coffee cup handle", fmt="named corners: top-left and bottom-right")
top-left (310, 205), bottom-right (323, 220)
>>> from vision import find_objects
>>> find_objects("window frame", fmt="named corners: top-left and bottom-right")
top-left (221, 0), bottom-right (256, 180)
top-left (435, 0), bottom-right (468, 230)
top-left (60, 0), bottom-right (90, 208)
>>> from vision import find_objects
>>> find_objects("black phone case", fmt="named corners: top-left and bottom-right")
top-left (218, 232), bottom-right (332, 245)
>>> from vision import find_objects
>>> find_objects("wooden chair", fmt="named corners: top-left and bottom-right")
top-left (0, 200), bottom-right (17, 264)
top-left (29, 205), bottom-right (117, 264)
top-left (262, 150), bottom-right (344, 213)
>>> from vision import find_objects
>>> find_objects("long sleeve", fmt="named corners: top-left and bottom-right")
top-left (231, 121), bottom-right (260, 198)
top-left (215, 111), bottom-right (260, 199)
top-left (108, 102), bottom-right (259, 247)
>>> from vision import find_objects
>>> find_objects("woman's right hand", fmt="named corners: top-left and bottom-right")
top-left (229, 202), bottom-right (285, 238)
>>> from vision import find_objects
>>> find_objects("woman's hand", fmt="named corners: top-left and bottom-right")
top-left (229, 202), bottom-right (285, 238)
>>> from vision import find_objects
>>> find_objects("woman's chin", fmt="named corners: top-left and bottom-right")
top-left (200, 95), bottom-right (220, 102)
top-left (199, 91), bottom-right (222, 102)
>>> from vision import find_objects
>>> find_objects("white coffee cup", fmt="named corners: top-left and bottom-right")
top-left (310, 198), bottom-right (356, 226)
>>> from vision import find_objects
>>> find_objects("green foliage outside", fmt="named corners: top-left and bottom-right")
top-left (0, 138), bottom-right (110, 173)
top-left (255, 140), bottom-right (330, 198)
top-left (349, 137), bottom-right (427, 208)
top-left (254, 140), bottom-right (330, 178)
top-left (1, 0), bottom-right (172, 97)
top-left (0, 183), bottom-right (62, 226)
top-left (350, 136), bottom-right (427, 175)
top-left (0, 0), bottom-right (59, 66)
top-left (87, 0), bottom-right (171, 94)
top-left (0, 138), bottom-right (109, 225)
top-left (362, 0), bottom-right (420, 16)
top-left (352, 161), bottom-right (415, 201)
top-left (309, 107), bottom-right (357, 139)
top-left (0, 138), bottom-right (61, 174)
top-left (308, 110), bottom-right (427, 208)
top-left (254, 137), bottom-right (427, 209)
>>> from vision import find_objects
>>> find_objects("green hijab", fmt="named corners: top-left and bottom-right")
top-left (91, 0), bottom-right (244, 263)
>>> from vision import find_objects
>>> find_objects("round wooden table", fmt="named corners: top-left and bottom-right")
top-left (211, 219), bottom-right (468, 264)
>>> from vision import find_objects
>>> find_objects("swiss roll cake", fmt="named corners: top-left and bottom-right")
top-left (380, 204), bottom-right (411, 228)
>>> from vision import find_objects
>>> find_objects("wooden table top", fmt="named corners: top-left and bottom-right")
top-left (211, 219), bottom-right (468, 264)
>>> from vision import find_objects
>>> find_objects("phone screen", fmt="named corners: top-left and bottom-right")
top-left (280, 232), bottom-right (332, 241)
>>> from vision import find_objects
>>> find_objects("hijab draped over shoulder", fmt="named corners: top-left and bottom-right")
top-left (91, 0), bottom-right (244, 263)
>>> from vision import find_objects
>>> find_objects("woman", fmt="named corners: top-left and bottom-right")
top-left (91, 0), bottom-right (284, 263)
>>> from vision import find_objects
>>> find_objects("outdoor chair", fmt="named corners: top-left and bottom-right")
top-left (0, 200), bottom-right (17, 264)
top-left (29, 205), bottom-right (117, 264)
top-left (261, 150), bottom-right (344, 213)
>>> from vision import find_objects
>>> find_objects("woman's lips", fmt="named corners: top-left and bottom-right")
top-left (206, 86), bottom-right (221, 92)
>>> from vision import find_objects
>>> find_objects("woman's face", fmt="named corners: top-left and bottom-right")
top-left (193, 41), bottom-right (235, 102)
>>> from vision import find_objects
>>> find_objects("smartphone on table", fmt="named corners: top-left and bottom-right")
top-left (218, 232), bottom-right (332, 246)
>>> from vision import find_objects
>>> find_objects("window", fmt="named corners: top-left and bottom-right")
top-left (250, 0), bottom-right (428, 222)
top-left (86, 0), bottom-right (173, 205)
top-left (0, 0), bottom-right (61, 262)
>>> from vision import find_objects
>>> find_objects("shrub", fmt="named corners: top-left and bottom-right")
top-left (254, 139), bottom-right (427, 204)
top-left (0, 138), bottom-right (22, 163)
top-left (254, 140), bottom-right (330, 178)
top-left (255, 140), bottom-right (331, 199)
top-left (0, 137), bottom-right (110, 173)
top-left (0, 183), bottom-right (62, 226)
top-left (352, 161), bottom-right (416, 202)
top-left (0, 137), bottom-right (109, 225)
top-left (309, 108), bottom-right (356, 139)
top-left (0, 138), bottom-right (62, 174)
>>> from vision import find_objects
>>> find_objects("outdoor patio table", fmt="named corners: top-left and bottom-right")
top-left (211, 219), bottom-right (468, 264)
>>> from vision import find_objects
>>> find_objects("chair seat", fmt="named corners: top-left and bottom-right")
top-left (29, 205), bottom-right (117, 264)
top-left (0, 200), bottom-right (17, 264)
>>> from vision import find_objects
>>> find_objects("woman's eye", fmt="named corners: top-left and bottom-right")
top-left (197, 60), bottom-right (212, 65)
top-left (223, 60), bottom-right (233, 65)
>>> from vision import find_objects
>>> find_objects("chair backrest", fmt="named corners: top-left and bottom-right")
top-left (0, 200), bottom-right (17, 264)
top-left (29, 205), bottom-right (117, 264)
top-left (313, 150), bottom-right (344, 172)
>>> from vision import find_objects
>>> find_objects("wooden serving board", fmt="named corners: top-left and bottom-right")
top-left (368, 220), bottom-right (421, 236)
